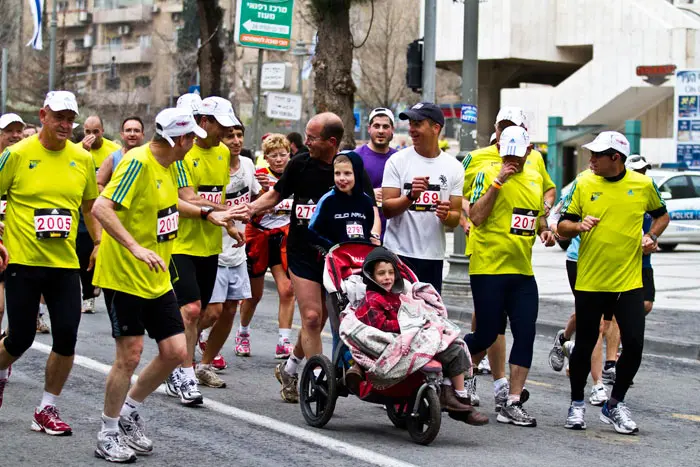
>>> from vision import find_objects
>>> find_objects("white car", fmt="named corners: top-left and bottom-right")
top-left (557, 169), bottom-right (700, 251)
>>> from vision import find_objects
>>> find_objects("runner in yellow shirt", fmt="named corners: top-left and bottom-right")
top-left (82, 115), bottom-right (121, 168)
top-left (165, 96), bottom-right (241, 406)
top-left (0, 91), bottom-right (101, 436)
top-left (91, 108), bottom-right (245, 463)
top-left (465, 126), bottom-right (556, 428)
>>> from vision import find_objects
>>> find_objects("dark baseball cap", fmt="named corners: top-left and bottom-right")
top-left (398, 102), bottom-right (444, 127)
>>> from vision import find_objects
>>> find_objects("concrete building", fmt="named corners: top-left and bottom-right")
top-left (429, 0), bottom-right (700, 175)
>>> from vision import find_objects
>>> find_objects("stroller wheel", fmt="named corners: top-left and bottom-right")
top-left (406, 386), bottom-right (442, 445)
top-left (385, 402), bottom-right (409, 430)
top-left (299, 354), bottom-right (338, 428)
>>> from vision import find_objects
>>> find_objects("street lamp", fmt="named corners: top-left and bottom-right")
top-left (291, 40), bottom-right (311, 133)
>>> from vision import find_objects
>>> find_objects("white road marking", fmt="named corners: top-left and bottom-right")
top-left (30, 342), bottom-right (419, 467)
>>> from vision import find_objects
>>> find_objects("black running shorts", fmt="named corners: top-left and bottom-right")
top-left (103, 289), bottom-right (184, 342)
top-left (170, 254), bottom-right (219, 308)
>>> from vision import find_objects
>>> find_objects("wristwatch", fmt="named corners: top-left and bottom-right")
top-left (370, 232), bottom-right (381, 241)
top-left (648, 233), bottom-right (658, 242)
top-left (200, 206), bottom-right (214, 220)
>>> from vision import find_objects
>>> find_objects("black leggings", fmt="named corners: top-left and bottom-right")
top-left (570, 289), bottom-right (645, 402)
top-left (76, 230), bottom-right (96, 300)
top-left (466, 274), bottom-right (539, 368)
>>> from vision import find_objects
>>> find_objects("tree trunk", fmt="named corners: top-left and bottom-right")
top-left (312, 2), bottom-right (356, 149)
top-left (196, 0), bottom-right (224, 97)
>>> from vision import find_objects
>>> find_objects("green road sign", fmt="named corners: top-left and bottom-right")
top-left (235, 0), bottom-right (295, 51)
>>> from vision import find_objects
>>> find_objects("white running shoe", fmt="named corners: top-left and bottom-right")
top-left (477, 358), bottom-right (492, 375)
top-left (589, 383), bottom-right (609, 406)
top-left (565, 401), bottom-right (586, 430)
top-left (600, 401), bottom-right (639, 434)
top-left (95, 431), bottom-right (137, 463)
top-left (548, 330), bottom-right (567, 372)
top-left (179, 377), bottom-right (204, 406)
top-left (82, 298), bottom-right (96, 314)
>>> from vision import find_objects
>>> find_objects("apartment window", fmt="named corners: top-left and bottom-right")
top-left (75, 0), bottom-right (87, 9)
top-left (57, 1), bottom-right (69, 12)
top-left (135, 76), bottom-right (151, 88)
top-left (109, 37), bottom-right (123, 48)
top-left (73, 38), bottom-right (85, 50)
top-left (139, 35), bottom-right (152, 48)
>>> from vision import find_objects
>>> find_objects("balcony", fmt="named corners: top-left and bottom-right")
top-left (57, 10), bottom-right (93, 28)
top-left (64, 49), bottom-right (91, 68)
top-left (84, 87), bottom-right (154, 107)
top-left (93, 3), bottom-right (153, 24)
top-left (92, 43), bottom-right (153, 65)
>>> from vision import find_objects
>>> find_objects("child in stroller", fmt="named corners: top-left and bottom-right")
top-left (348, 246), bottom-right (488, 426)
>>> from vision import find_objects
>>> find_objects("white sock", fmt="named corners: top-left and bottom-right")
top-left (239, 325), bottom-right (250, 335)
top-left (101, 413), bottom-right (119, 434)
top-left (200, 328), bottom-right (211, 341)
top-left (507, 394), bottom-right (520, 404)
top-left (0, 368), bottom-right (8, 379)
top-left (455, 389), bottom-right (469, 398)
top-left (494, 377), bottom-right (508, 395)
top-left (442, 377), bottom-right (452, 386)
top-left (182, 366), bottom-right (196, 380)
top-left (39, 391), bottom-right (58, 410)
top-left (39, 303), bottom-right (48, 317)
top-left (279, 328), bottom-right (291, 340)
top-left (120, 396), bottom-right (142, 418)
top-left (285, 354), bottom-right (302, 375)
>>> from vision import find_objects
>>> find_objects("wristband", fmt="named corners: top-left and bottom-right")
top-left (200, 206), bottom-right (214, 220)
top-left (648, 233), bottom-right (658, 242)
top-left (491, 182), bottom-right (502, 190)
top-left (493, 178), bottom-right (504, 186)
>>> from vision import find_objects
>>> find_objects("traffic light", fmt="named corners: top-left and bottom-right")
top-left (406, 39), bottom-right (423, 93)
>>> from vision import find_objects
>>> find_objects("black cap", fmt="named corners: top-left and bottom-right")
top-left (398, 102), bottom-right (444, 127)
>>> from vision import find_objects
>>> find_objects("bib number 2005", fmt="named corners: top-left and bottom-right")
top-left (510, 207), bottom-right (538, 236)
top-left (34, 208), bottom-right (72, 239)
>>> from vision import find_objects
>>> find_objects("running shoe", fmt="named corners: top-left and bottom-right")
top-left (0, 330), bottom-right (9, 380)
top-left (274, 361), bottom-right (299, 403)
top-left (464, 375), bottom-right (480, 407)
top-left (82, 298), bottom-right (96, 314)
top-left (600, 401), bottom-right (639, 434)
top-left (563, 340), bottom-right (574, 358)
top-left (36, 314), bottom-right (50, 334)
top-left (589, 383), bottom-right (609, 406)
top-left (211, 354), bottom-right (228, 372)
top-left (235, 331), bottom-right (251, 357)
top-left (565, 401), bottom-right (586, 430)
top-left (196, 365), bottom-right (226, 388)
top-left (195, 335), bottom-right (206, 360)
top-left (178, 377), bottom-right (204, 406)
top-left (32, 405), bottom-right (72, 436)
top-left (119, 412), bottom-right (153, 455)
top-left (476, 357), bottom-right (492, 375)
top-left (496, 401), bottom-right (537, 427)
top-left (275, 338), bottom-right (293, 359)
top-left (0, 377), bottom-right (6, 409)
top-left (548, 330), bottom-right (567, 372)
top-left (494, 384), bottom-right (529, 413)
top-left (602, 366), bottom-right (616, 385)
top-left (95, 431), bottom-right (137, 463)
top-left (164, 369), bottom-right (182, 398)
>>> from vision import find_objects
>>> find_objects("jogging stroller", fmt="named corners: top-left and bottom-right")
top-left (298, 242), bottom-right (452, 445)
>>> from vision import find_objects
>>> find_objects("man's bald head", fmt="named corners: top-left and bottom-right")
top-left (305, 112), bottom-right (344, 162)
top-left (309, 112), bottom-right (344, 148)
top-left (83, 115), bottom-right (105, 149)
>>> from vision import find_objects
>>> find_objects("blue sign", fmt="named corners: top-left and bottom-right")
top-left (188, 85), bottom-right (201, 95)
top-left (461, 104), bottom-right (477, 124)
top-left (353, 111), bottom-right (361, 132)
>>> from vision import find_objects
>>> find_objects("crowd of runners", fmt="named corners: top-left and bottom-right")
top-left (0, 90), bottom-right (669, 462)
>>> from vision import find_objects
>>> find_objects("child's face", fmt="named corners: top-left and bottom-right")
top-left (222, 127), bottom-right (244, 156)
top-left (372, 261), bottom-right (396, 292)
top-left (334, 161), bottom-right (355, 194)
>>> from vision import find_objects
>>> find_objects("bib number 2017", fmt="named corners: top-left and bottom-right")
top-left (157, 205), bottom-right (179, 243)
top-left (510, 207), bottom-right (538, 236)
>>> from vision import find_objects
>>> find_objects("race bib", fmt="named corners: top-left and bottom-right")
top-left (404, 183), bottom-right (441, 212)
top-left (198, 185), bottom-right (224, 204)
top-left (226, 186), bottom-right (250, 207)
top-left (345, 221), bottom-right (364, 239)
top-left (34, 208), bottom-right (72, 239)
top-left (157, 205), bottom-right (179, 243)
top-left (274, 197), bottom-right (293, 216)
top-left (510, 207), bottom-right (538, 236)
top-left (295, 203), bottom-right (316, 221)
top-left (0, 195), bottom-right (6, 216)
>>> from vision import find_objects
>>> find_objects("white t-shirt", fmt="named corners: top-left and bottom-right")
top-left (219, 156), bottom-right (261, 267)
top-left (382, 146), bottom-right (463, 260)
top-left (257, 169), bottom-right (292, 229)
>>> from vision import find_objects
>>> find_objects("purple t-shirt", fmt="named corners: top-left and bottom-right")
top-left (355, 144), bottom-right (397, 239)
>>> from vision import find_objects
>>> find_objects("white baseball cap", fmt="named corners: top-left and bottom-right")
top-left (625, 154), bottom-right (651, 171)
top-left (155, 108), bottom-right (207, 147)
top-left (43, 91), bottom-right (79, 115)
top-left (582, 131), bottom-right (630, 157)
top-left (0, 113), bottom-right (25, 130)
top-left (489, 132), bottom-right (497, 145)
top-left (495, 106), bottom-right (527, 129)
top-left (498, 126), bottom-right (531, 158)
top-left (176, 93), bottom-right (203, 115)
top-left (199, 96), bottom-right (240, 127)
top-left (368, 107), bottom-right (395, 126)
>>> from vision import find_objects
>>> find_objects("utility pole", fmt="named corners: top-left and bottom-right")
top-left (48, 0), bottom-right (58, 91)
top-left (443, 0), bottom-right (479, 301)
top-left (251, 49), bottom-right (264, 155)
top-left (422, 0), bottom-right (437, 102)
top-left (291, 41), bottom-right (309, 134)
top-left (1, 48), bottom-right (8, 114)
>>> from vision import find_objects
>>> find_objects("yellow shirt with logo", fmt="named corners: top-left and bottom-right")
top-left (462, 145), bottom-right (554, 255)
top-left (560, 170), bottom-right (665, 292)
top-left (90, 138), bottom-right (121, 170)
top-left (93, 144), bottom-right (180, 299)
top-left (468, 163), bottom-right (544, 276)
top-left (173, 142), bottom-right (229, 257)
top-left (0, 135), bottom-right (98, 268)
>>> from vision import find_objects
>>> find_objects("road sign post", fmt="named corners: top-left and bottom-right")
top-left (235, 0), bottom-right (295, 51)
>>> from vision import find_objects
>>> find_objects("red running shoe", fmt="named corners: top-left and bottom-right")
top-left (211, 354), bottom-right (228, 372)
top-left (31, 405), bottom-right (72, 436)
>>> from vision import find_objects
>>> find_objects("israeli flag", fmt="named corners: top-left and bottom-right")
top-left (27, 0), bottom-right (43, 50)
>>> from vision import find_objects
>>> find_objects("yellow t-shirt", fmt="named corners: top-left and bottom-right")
top-left (0, 135), bottom-right (98, 268)
top-left (468, 163), bottom-right (545, 276)
top-left (93, 144), bottom-right (180, 299)
top-left (90, 138), bottom-right (121, 170)
top-left (462, 145), bottom-right (554, 255)
top-left (560, 170), bottom-right (666, 292)
top-left (173, 142), bottom-right (229, 257)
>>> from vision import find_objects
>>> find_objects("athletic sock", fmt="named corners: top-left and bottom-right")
top-left (120, 396), bottom-right (142, 418)
top-left (39, 391), bottom-right (58, 410)
top-left (182, 366), bottom-right (196, 380)
top-left (572, 400), bottom-right (585, 407)
top-left (278, 328), bottom-right (291, 340)
top-left (604, 360), bottom-right (616, 370)
top-left (285, 354), bottom-right (302, 375)
top-left (239, 325), bottom-right (250, 335)
top-left (455, 389), bottom-right (469, 398)
top-left (494, 377), bottom-right (508, 394)
top-left (507, 394), bottom-right (520, 404)
top-left (100, 413), bottom-right (119, 434)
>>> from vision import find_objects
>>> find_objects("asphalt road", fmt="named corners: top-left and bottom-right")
top-left (1, 289), bottom-right (699, 467)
